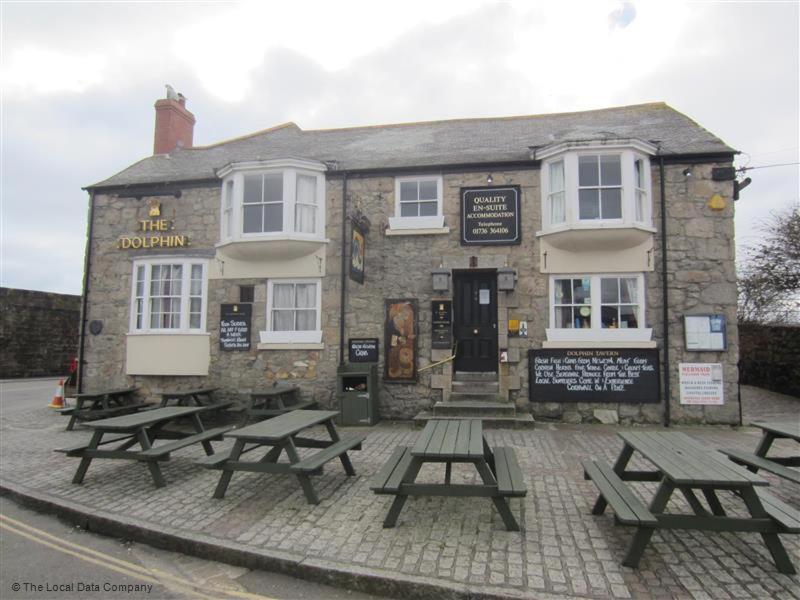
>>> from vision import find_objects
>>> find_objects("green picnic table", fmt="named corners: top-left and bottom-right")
top-left (199, 409), bottom-right (364, 504)
top-left (55, 406), bottom-right (232, 488)
top-left (584, 430), bottom-right (799, 574)
top-left (237, 385), bottom-right (317, 424)
top-left (371, 419), bottom-right (527, 531)
top-left (158, 387), bottom-right (219, 407)
top-left (721, 421), bottom-right (800, 484)
top-left (58, 387), bottom-right (147, 431)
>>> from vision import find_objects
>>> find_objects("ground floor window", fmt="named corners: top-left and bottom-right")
top-left (262, 278), bottom-right (322, 343)
top-left (130, 258), bottom-right (208, 333)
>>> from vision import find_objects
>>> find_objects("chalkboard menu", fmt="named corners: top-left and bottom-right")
top-left (349, 338), bottom-right (379, 363)
top-left (431, 300), bottom-right (452, 349)
top-left (460, 186), bottom-right (520, 245)
top-left (219, 304), bottom-right (251, 351)
top-left (529, 349), bottom-right (660, 403)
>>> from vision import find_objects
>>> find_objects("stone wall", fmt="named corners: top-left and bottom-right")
top-left (0, 287), bottom-right (80, 378)
top-left (739, 323), bottom-right (800, 397)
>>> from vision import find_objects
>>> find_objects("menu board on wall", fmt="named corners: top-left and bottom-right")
top-left (460, 186), bottom-right (521, 245)
top-left (431, 300), bottom-right (452, 349)
top-left (529, 349), bottom-right (660, 403)
top-left (219, 304), bottom-right (252, 351)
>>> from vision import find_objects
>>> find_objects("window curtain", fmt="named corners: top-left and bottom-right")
top-left (272, 283), bottom-right (295, 331)
top-left (295, 283), bottom-right (317, 330)
top-left (549, 161), bottom-right (565, 223)
top-left (295, 175), bottom-right (317, 233)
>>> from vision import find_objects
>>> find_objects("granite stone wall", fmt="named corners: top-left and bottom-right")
top-left (739, 323), bottom-right (800, 397)
top-left (82, 160), bottom-right (740, 423)
top-left (0, 287), bottom-right (80, 378)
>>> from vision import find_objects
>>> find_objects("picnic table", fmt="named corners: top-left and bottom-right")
top-left (199, 409), bottom-right (363, 504)
top-left (55, 406), bottom-right (232, 488)
top-left (158, 387), bottom-right (218, 407)
top-left (371, 419), bottom-right (527, 531)
top-left (583, 430), bottom-right (799, 574)
top-left (236, 384), bottom-right (317, 424)
top-left (58, 387), bottom-right (147, 431)
top-left (721, 421), bottom-right (800, 484)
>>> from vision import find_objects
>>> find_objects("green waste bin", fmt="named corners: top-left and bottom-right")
top-left (338, 363), bottom-right (379, 425)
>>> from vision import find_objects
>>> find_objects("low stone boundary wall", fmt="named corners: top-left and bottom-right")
top-left (739, 323), bottom-right (800, 397)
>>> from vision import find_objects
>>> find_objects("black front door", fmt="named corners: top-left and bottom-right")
top-left (454, 271), bottom-right (498, 372)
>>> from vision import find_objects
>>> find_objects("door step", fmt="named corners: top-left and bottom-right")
top-left (433, 400), bottom-right (517, 417)
top-left (413, 411), bottom-right (535, 429)
top-left (451, 380), bottom-right (499, 395)
top-left (453, 371), bottom-right (498, 382)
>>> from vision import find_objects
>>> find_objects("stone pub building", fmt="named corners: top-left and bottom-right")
top-left (79, 92), bottom-right (741, 425)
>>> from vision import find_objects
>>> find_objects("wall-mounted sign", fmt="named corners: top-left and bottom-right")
top-left (219, 303), bottom-right (251, 351)
top-left (385, 299), bottom-right (418, 383)
top-left (679, 363), bottom-right (724, 405)
top-left (117, 201), bottom-right (190, 250)
top-left (349, 338), bottom-right (379, 363)
top-left (529, 349), bottom-right (660, 403)
top-left (684, 314), bottom-right (727, 351)
top-left (460, 186), bottom-right (520, 245)
top-left (349, 222), bottom-right (366, 284)
top-left (431, 300), bottom-right (452, 349)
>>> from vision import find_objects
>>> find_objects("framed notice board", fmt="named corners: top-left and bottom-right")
top-left (684, 314), bottom-right (727, 351)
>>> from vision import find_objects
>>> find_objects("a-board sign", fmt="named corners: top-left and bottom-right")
top-left (431, 300), bottom-right (452, 349)
top-left (219, 304), bottom-right (251, 351)
top-left (529, 348), bottom-right (660, 403)
top-left (460, 186), bottom-right (521, 245)
top-left (349, 338), bottom-right (379, 363)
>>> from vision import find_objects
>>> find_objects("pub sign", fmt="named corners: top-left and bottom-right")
top-left (460, 186), bottom-right (521, 245)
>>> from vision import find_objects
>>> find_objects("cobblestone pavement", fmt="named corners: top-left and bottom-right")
top-left (1, 391), bottom-right (798, 600)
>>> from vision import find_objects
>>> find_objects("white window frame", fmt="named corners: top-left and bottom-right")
top-left (389, 175), bottom-right (445, 230)
top-left (546, 273), bottom-right (652, 343)
top-left (218, 159), bottom-right (326, 243)
top-left (262, 278), bottom-right (322, 344)
top-left (539, 141), bottom-right (654, 231)
top-left (129, 257), bottom-right (209, 334)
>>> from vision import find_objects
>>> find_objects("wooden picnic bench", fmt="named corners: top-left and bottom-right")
top-left (55, 405), bottom-right (232, 488)
top-left (721, 421), bottom-right (800, 484)
top-left (199, 409), bottom-right (363, 504)
top-left (371, 419), bottom-right (526, 531)
top-left (58, 387), bottom-right (147, 431)
top-left (584, 430), bottom-right (799, 574)
top-left (229, 384), bottom-right (317, 424)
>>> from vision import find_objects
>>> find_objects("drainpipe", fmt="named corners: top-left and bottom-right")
top-left (76, 190), bottom-right (96, 393)
top-left (659, 156), bottom-right (671, 427)
top-left (339, 172), bottom-right (348, 367)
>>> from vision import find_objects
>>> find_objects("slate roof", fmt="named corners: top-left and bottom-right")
top-left (88, 103), bottom-right (736, 189)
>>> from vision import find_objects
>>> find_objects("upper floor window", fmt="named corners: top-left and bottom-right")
top-left (539, 141), bottom-right (655, 231)
top-left (389, 175), bottom-right (445, 231)
top-left (218, 159), bottom-right (326, 243)
top-left (130, 258), bottom-right (208, 333)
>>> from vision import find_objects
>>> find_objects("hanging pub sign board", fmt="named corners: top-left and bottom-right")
top-left (431, 300), bottom-right (452, 349)
top-left (684, 314), bottom-right (727, 351)
top-left (460, 186), bottom-right (521, 245)
top-left (219, 303), bottom-right (251, 351)
top-left (384, 299), bottom-right (418, 383)
top-left (349, 222), bottom-right (366, 284)
top-left (679, 363), bottom-right (724, 405)
top-left (529, 349), bottom-right (660, 403)
top-left (349, 338), bottom-right (379, 363)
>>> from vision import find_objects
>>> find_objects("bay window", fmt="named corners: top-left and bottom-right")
top-left (130, 258), bottom-right (208, 333)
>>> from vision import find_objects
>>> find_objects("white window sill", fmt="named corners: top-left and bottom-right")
top-left (257, 342), bottom-right (325, 350)
top-left (387, 216), bottom-right (445, 231)
top-left (385, 226), bottom-right (450, 237)
top-left (259, 330), bottom-right (322, 344)
top-left (127, 331), bottom-right (210, 336)
top-left (545, 328), bottom-right (653, 344)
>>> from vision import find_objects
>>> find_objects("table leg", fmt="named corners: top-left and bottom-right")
top-left (189, 413), bottom-right (214, 456)
top-left (323, 420), bottom-right (356, 475)
top-left (593, 443), bottom-right (635, 515)
top-left (475, 458), bottom-right (520, 531)
top-left (753, 431), bottom-right (776, 458)
top-left (623, 479), bottom-right (673, 568)
top-left (213, 439), bottom-right (246, 499)
top-left (72, 430), bottom-right (103, 483)
top-left (445, 462), bottom-right (452, 484)
top-left (384, 456), bottom-right (424, 528)
top-left (66, 398), bottom-right (84, 431)
top-left (740, 487), bottom-right (796, 574)
top-left (680, 488), bottom-right (710, 516)
top-left (284, 438), bottom-right (319, 504)
top-left (259, 445), bottom-right (284, 463)
top-left (136, 429), bottom-right (166, 488)
top-left (702, 490), bottom-right (727, 516)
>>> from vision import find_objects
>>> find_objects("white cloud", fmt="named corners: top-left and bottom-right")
top-left (0, 46), bottom-right (107, 94)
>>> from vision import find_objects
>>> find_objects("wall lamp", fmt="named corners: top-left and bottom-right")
top-left (432, 269), bottom-right (451, 292)
top-left (486, 174), bottom-right (493, 184)
top-left (497, 267), bottom-right (517, 291)
top-left (682, 168), bottom-right (692, 177)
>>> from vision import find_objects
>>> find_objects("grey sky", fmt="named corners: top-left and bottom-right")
top-left (1, 1), bottom-right (798, 295)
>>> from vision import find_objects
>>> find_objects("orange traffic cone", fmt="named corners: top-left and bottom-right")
top-left (48, 379), bottom-right (65, 408)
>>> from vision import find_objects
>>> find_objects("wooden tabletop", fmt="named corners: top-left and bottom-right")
top-left (751, 421), bottom-right (800, 441)
top-left (83, 406), bottom-right (206, 431)
top-left (225, 409), bottom-right (338, 442)
top-left (412, 419), bottom-right (484, 459)
top-left (160, 387), bottom-right (217, 398)
top-left (619, 431), bottom-right (768, 487)
top-left (250, 385), bottom-right (299, 397)
top-left (75, 387), bottom-right (138, 400)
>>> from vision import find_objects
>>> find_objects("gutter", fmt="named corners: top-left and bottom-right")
top-left (339, 172), bottom-right (348, 367)
top-left (659, 156), bottom-right (671, 427)
top-left (76, 191), bottom-right (96, 393)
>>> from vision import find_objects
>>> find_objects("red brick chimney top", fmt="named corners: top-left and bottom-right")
top-left (153, 87), bottom-right (195, 155)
